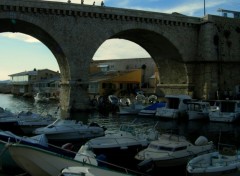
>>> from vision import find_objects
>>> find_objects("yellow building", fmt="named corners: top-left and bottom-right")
top-left (88, 69), bottom-right (142, 98)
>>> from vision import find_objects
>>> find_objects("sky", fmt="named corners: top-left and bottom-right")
top-left (0, 0), bottom-right (239, 80)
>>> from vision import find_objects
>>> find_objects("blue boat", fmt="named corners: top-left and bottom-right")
top-left (138, 102), bottom-right (166, 116)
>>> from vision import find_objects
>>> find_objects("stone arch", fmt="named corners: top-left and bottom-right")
top-left (0, 18), bottom-right (69, 81)
top-left (99, 28), bottom-right (189, 95)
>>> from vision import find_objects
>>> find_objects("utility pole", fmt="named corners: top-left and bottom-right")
top-left (204, 0), bottom-right (206, 16)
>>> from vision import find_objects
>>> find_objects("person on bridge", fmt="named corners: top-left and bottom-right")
top-left (93, 1), bottom-right (95, 5)
top-left (81, 0), bottom-right (84, 4)
top-left (101, 1), bottom-right (104, 6)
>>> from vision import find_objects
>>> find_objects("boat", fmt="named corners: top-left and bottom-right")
top-left (138, 102), bottom-right (166, 116)
top-left (17, 116), bottom-right (56, 135)
top-left (155, 94), bottom-right (192, 119)
top-left (186, 143), bottom-right (240, 175)
top-left (33, 118), bottom-right (106, 144)
top-left (187, 101), bottom-right (211, 120)
top-left (0, 111), bottom-right (56, 135)
top-left (81, 120), bottom-right (159, 168)
top-left (0, 130), bottom-right (76, 174)
top-left (135, 133), bottom-right (214, 170)
top-left (209, 100), bottom-right (240, 123)
top-left (7, 143), bottom-right (138, 176)
top-left (97, 95), bottom-right (120, 116)
top-left (118, 101), bottom-right (147, 115)
top-left (117, 94), bottom-right (149, 115)
top-left (0, 131), bottom-right (48, 174)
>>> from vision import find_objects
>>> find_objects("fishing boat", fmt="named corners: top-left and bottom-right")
top-left (33, 118), bottom-right (106, 144)
top-left (135, 133), bottom-right (214, 170)
top-left (155, 94), bottom-right (192, 119)
top-left (186, 143), bottom-right (240, 175)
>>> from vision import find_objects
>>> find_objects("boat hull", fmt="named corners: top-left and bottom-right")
top-left (209, 112), bottom-right (240, 123)
top-left (188, 112), bottom-right (209, 120)
top-left (0, 140), bottom-right (25, 174)
top-left (8, 144), bottom-right (131, 176)
top-left (187, 151), bottom-right (240, 176)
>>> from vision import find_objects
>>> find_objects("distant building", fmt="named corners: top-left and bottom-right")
top-left (9, 68), bottom-right (60, 97)
top-left (8, 58), bottom-right (158, 99)
top-left (89, 58), bottom-right (159, 97)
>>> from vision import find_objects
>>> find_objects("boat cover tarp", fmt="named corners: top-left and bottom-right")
top-left (143, 102), bottom-right (166, 110)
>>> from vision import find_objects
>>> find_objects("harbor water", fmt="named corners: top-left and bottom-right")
top-left (1, 93), bottom-right (240, 176)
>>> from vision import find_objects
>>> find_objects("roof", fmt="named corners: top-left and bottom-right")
top-left (9, 70), bottom-right (37, 77)
top-left (9, 69), bottom-right (59, 77)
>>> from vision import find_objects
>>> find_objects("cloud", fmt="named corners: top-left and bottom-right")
top-left (108, 0), bottom-right (229, 16)
top-left (0, 33), bottom-right (40, 43)
top-left (93, 39), bottom-right (150, 60)
top-left (161, 0), bottom-right (228, 16)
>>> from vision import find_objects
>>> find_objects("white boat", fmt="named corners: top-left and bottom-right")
top-left (17, 116), bottom-right (56, 135)
top-left (187, 101), bottom-right (211, 120)
top-left (33, 118), bottom-right (105, 143)
top-left (81, 121), bottom-right (159, 168)
top-left (8, 143), bottom-right (134, 176)
top-left (209, 100), bottom-right (240, 123)
top-left (155, 94), bottom-right (192, 119)
top-left (0, 130), bottom-right (76, 174)
top-left (187, 143), bottom-right (240, 175)
top-left (0, 111), bottom-right (55, 135)
top-left (135, 133), bottom-right (214, 169)
top-left (138, 102), bottom-right (166, 116)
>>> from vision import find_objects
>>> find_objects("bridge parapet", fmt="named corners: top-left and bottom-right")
top-left (1, 0), bottom-right (201, 27)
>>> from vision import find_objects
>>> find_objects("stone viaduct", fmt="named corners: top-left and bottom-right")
top-left (0, 0), bottom-right (240, 117)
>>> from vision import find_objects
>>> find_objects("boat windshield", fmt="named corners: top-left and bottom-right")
top-left (120, 125), bottom-right (135, 135)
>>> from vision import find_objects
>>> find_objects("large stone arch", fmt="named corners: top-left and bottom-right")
top-left (0, 18), bottom-right (69, 80)
top-left (96, 26), bottom-right (190, 96)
